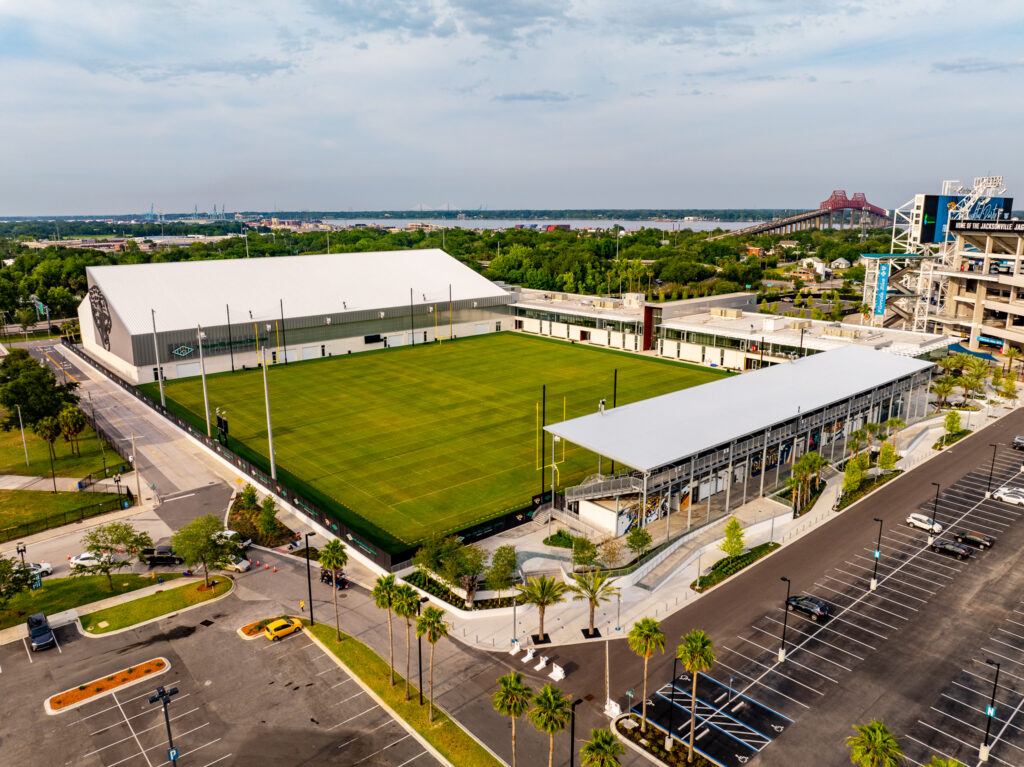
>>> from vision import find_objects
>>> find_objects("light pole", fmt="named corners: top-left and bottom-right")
top-left (616, 592), bottom-right (621, 632)
top-left (261, 346), bottom-right (277, 481)
top-left (987, 443), bottom-right (998, 496)
top-left (930, 482), bottom-right (941, 545)
top-left (778, 576), bottom-right (791, 662)
top-left (666, 654), bottom-right (680, 751)
top-left (417, 596), bottom-right (429, 705)
top-left (981, 659), bottom-right (1001, 762)
top-left (15, 404), bottom-right (28, 467)
top-left (870, 517), bottom-right (883, 591)
top-left (16, 542), bottom-right (26, 565)
top-left (148, 685), bottom-right (180, 763)
top-left (151, 309), bottom-right (166, 407)
top-left (198, 326), bottom-right (211, 437)
top-left (304, 531), bottom-right (316, 626)
top-left (569, 698), bottom-right (584, 767)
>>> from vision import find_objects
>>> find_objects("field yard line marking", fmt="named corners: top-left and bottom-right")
top-left (112, 692), bottom-right (152, 767)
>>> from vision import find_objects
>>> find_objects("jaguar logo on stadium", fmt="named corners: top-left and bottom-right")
top-left (171, 345), bottom-right (194, 358)
top-left (88, 286), bottom-right (112, 351)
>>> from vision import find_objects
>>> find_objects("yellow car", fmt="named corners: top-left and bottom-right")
top-left (264, 618), bottom-right (302, 641)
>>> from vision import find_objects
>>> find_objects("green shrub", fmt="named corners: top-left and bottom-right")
top-left (692, 542), bottom-right (780, 591)
top-left (543, 529), bottom-right (574, 548)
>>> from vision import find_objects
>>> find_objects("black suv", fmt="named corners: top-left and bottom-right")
top-left (1013, 435), bottom-right (1024, 451)
top-left (786, 595), bottom-right (833, 622)
top-left (27, 613), bottom-right (56, 652)
top-left (952, 530), bottom-right (994, 549)
top-left (931, 540), bottom-right (971, 560)
top-left (320, 569), bottom-right (349, 590)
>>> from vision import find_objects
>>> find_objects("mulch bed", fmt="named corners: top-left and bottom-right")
top-left (49, 658), bottom-right (167, 711)
top-left (240, 616), bottom-right (289, 637)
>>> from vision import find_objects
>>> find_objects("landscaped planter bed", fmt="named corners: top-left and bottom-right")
top-left (48, 657), bottom-right (168, 712)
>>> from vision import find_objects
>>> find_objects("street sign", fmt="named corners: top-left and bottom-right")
top-left (987, 705), bottom-right (997, 718)
top-left (168, 747), bottom-right (178, 761)
top-left (873, 549), bottom-right (880, 559)
top-left (30, 572), bottom-right (42, 591)
top-left (626, 689), bottom-right (634, 699)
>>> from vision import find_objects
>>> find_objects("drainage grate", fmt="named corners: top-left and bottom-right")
top-left (200, 619), bottom-right (214, 627)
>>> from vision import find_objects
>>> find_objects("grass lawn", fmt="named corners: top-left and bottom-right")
top-left (145, 333), bottom-right (724, 548)
top-left (0, 489), bottom-right (120, 532)
top-left (0, 573), bottom-right (182, 629)
top-left (80, 578), bottom-right (232, 634)
top-left (0, 419), bottom-right (127, 477)
top-left (308, 622), bottom-right (501, 767)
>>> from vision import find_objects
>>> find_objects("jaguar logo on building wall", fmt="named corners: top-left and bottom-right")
top-left (88, 286), bottom-right (112, 351)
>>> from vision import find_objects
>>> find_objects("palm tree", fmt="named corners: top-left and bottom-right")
top-left (415, 605), bottom-right (448, 722)
top-left (1005, 345), bottom-right (1021, 378)
top-left (845, 720), bottom-right (904, 766)
top-left (529, 683), bottom-right (572, 767)
top-left (580, 728), bottom-right (625, 767)
top-left (932, 377), bottom-right (954, 408)
top-left (517, 574), bottom-right (567, 642)
top-left (58, 405), bottom-right (86, 457)
top-left (372, 574), bottom-right (399, 686)
top-left (884, 417), bottom-right (906, 449)
top-left (393, 584), bottom-right (420, 701)
top-left (678, 630), bottom-right (716, 762)
top-left (317, 539), bottom-right (348, 641)
top-left (568, 570), bottom-right (620, 637)
top-left (849, 429), bottom-right (868, 458)
top-left (627, 617), bottom-right (665, 733)
top-left (936, 355), bottom-right (957, 375)
top-left (926, 758), bottom-right (963, 767)
top-left (493, 671), bottom-right (533, 767)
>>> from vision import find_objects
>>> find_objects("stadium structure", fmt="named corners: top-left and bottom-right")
top-left (78, 249), bottom-right (512, 384)
top-left (547, 345), bottom-right (934, 539)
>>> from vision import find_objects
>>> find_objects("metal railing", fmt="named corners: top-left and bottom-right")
top-left (565, 474), bottom-right (643, 501)
top-left (0, 496), bottom-right (125, 543)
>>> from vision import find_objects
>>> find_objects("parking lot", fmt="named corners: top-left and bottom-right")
top-left (630, 444), bottom-right (1024, 765)
top-left (0, 578), bottom-right (442, 767)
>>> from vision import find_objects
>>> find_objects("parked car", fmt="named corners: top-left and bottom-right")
top-left (69, 552), bottom-right (111, 570)
top-left (993, 487), bottom-right (1024, 506)
top-left (214, 530), bottom-right (252, 551)
top-left (320, 569), bottom-right (349, 589)
top-left (906, 513), bottom-right (942, 534)
top-left (141, 546), bottom-right (184, 566)
top-left (786, 595), bottom-right (834, 622)
top-left (224, 556), bottom-right (251, 573)
top-left (26, 613), bottom-right (56, 651)
top-left (952, 530), bottom-right (995, 549)
top-left (931, 540), bottom-right (971, 560)
top-left (264, 617), bottom-right (302, 641)
top-left (27, 562), bottom-right (52, 577)
top-left (1012, 435), bottom-right (1024, 450)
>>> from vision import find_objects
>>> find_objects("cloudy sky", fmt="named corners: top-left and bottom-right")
top-left (0, 0), bottom-right (1021, 214)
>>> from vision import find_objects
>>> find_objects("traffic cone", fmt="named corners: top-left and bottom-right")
top-left (265, 564), bottom-right (270, 569)
top-left (273, 567), bottom-right (277, 573)
top-left (67, 554), bottom-right (71, 560)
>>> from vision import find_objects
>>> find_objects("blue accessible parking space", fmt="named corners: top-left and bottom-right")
top-left (632, 672), bottom-right (790, 767)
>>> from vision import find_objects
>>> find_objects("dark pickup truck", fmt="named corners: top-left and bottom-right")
top-left (141, 546), bottom-right (184, 565)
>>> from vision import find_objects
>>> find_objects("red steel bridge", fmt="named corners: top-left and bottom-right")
top-left (709, 191), bottom-right (891, 240)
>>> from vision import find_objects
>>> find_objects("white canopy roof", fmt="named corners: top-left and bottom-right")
top-left (85, 249), bottom-right (507, 334)
top-left (545, 345), bottom-right (932, 473)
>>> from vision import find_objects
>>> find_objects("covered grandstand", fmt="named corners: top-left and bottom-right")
top-left (544, 345), bottom-right (934, 538)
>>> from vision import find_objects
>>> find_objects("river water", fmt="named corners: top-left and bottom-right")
top-left (324, 217), bottom-right (755, 232)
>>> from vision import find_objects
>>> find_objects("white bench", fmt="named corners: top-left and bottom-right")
top-left (521, 648), bottom-right (536, 664)
top-left (548, 663), bottom-right (565, 682)
top-left (535, 655), bottom-right (549, 671)
top-left (508, 640), bottom-right (521, 656)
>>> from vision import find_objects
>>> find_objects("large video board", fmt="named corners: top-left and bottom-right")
top-left (919, 195), bottom-right (1013, 243)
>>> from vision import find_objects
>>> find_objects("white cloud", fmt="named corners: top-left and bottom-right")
top-left (0, 0), bottom-right (1021, 212)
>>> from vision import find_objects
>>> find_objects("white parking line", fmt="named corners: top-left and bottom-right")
top-left (112, 692), bottom-right (153, 767)
top-left (941, 694), bottom-right (1024, 735)
top-left (395, 752), bottom-right (428, 767)
top-left (838, 562), bottom-right (937, 594)
top-left (329, 705), bottom-right (378, 729)
top-left (990, 634), bottom-right (1024, 653)
top-left (22, 638), bottom-right (32, 663)
top-left (722, 645), bottom-right (825, 696)
top-left (903, 733), bottom-right (960, 766)
top-left (998, 626), bottom-right (1024, 643)
top-left (710, 657), bottom-right (810, 709)
top-left (331, 677), bottom-right (355, 689)
top-left (820, 579), bottom-right (920, 612)
top-left (748, 624), bottom-right (852, 671)
top-left (981, 647), bottom-right (1024, 668)
top-left (808, 589), bottom-right (908, 624)
top-left (154, 738), bottom-right (221, 766)
top-left (763, 613), bottom-right (877, 651)
top-left (352, 734), bottom-right (412, 764)
top-left (334, 689), bottom-right (367, 704)
top-left (317, 667), bottom-right (336, 676)
top-left (200, 755), bottom-right (233, 767)
top-left (868, 551), bottom-right (959, 579)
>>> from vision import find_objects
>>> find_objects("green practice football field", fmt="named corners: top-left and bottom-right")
top-left (154, 333), bottom-right (725, 548)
